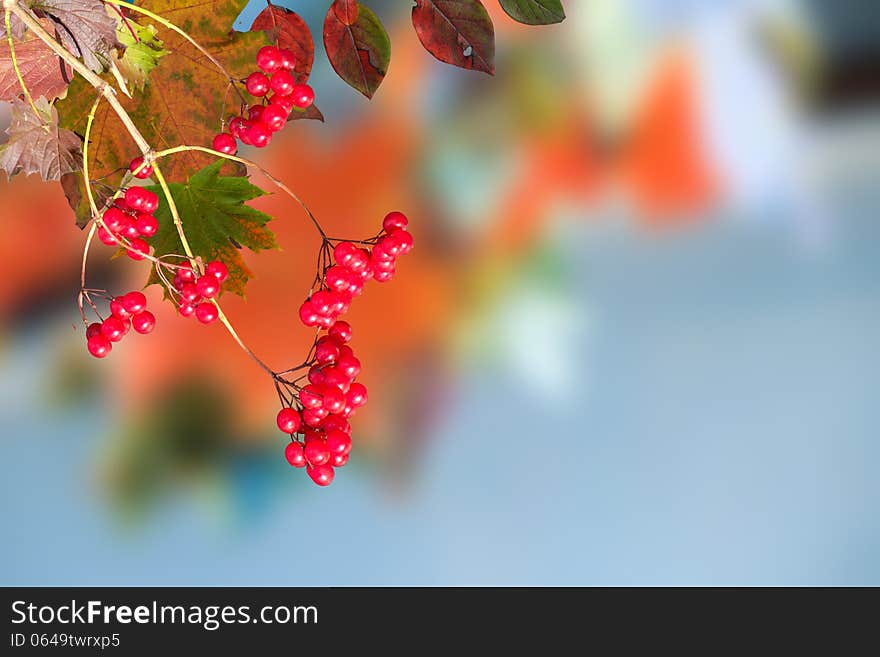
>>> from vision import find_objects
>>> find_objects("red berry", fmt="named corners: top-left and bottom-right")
top-left (140, 190), bottom-right (159, 214)
top-left (102, 207), bottom-right (128, 232)
top-left (195, 302), bottom-right (218, 325)
top-left (248, 105), bottom-right (266, 123)
top-left (316, 315), bottom-right (334, 329)
top-left (269, 70), bottom-right (295, 96)
top-left (256, 46), bottom-right (282, 73)
top-left (321, 386), bottom-right (346, 414)
top-left (299, 301), bottom-right (320, 327)
top-left (276, 407), bottom-right (302, 434)
top-left (248, 121), bottom-right (272, 148)
top-left (110, 297), bottom-right (130, 318)
top-left (122, 291), bottom-right (147, 314)
top-left (86, 322), bottom-right (102, 339)
top-left (315, 337), bottom-right (340, 365)
top-left (299, 384), bottom-right (323, 409)
top-left (325, 429), bottom-right (352, 456)
top-left (371, 240), bottom-right (395, 262)
top-left (321, 367), bottom-right (350, 391)
top-left (278, 48), bottom-right (297, 70)
top-left (333, 242), bottom-right (359, 268)
top-left (179, 283), bottom-right (200, 303)
top-left (245, 71), bottom-right (270, 97)
top-left (330, 453), bottom-right (349, 467)
top-left (307, 464), bottom-right (335, 486)
top-left (373, 268), bottom-right (395, 283)
top-left (370, 256), bottom-right (396, 273)
top-left (176, 263), bottom-right (196, 284)
top-left (337, 353), bottom-right (361, 379)
top-left (308, 366), bottom-right (326, 386)
top-left (302, 407), bottom-right (328, 427)
top-left (87, 334), bottom-right (112, 358)
top-left (383, 211), bottom-right (408, 232)
top-left (269, 94), bottom-right (295, 113)
top-left (124, 186), bottom-right (148, 211)
top-left (178, 302), bottom-right (196, 318)
top-left (303, 429), bottom-right (323, 444)
top-left (126, 238), bottom-right (150, 261)
top-left (309, 290), bottom-right (337, 316)
top-left (205, 260), bottom-right (229, 283)
top-left (195, 275), bottom-right (220, 299)
top-left (131, 311), bottom-right (156, 334)
top-left (101, 316), bottom-right (127, 342)
top-left (346, 248), bottom-right (370, 273)
top-left (121, 217), bottom-right (140, 240)
top-left (325, 266), bottom-right (351, 293)
top-left (290, 83), bottom-right (314, 109)
top-left (285, 441), bottom-right (306, 468)
top-left (135, 213), bottom-right (158, 238)
top-left (113, 197), bottom-right (131, 211)
top-left (329, 321), bottom-right (352, 343)
top-left (304, 440), bottom-right (331, 466)
top-left (347, 382), bottom-right (368, 407)
top-left (129, 156), bottom-right (152, 179)
top-left (323, 415), bottom-right (351, 435)
top-left (228, 117), bottom-right (248, 140)
top-left (261, 103), bottom-right (288, 132)
top-left (395, 230), bottom-right (414, 255)
top-left (213, 132), bottom-right (237, 155)
top-left (238, 120), bottom-right (255, 146)
top-left (97, 226), bottom-right (118, 246)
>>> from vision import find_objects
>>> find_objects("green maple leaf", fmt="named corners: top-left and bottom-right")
top-left (146, 160), bottom-right (277, 297)
top-left (114, 20), bottom-right (168, 91)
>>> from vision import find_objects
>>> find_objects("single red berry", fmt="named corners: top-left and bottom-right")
top-left (205, 260), bottom-right (229, 283)
top-left (299, 301), bottom-right (320, 327)
top-left (321, 367), bottom-right (350, 392)
top-left (346, 249), bottom-right (370, 274)
top-left (113, 197), bottom-right (131, 212)
top-left (256, 45), bottom-right (282, 73)
top-left (299, 384), bottom-right (323, 409)
top-left (135, 213), bottom-right (158, 238)
top-left (395, 230), bottom-right (414, 255)
top-left (178, 302), bottom-right (196, 318)
top-left (325, 266), bottom-right (351, 293)
top-left (347, 382), bottom-right (368, 407)
top-left (212, 132), bottom-right (237, 155)
top-left (131, 311), bottom-right (156, 334)
top-left (102, 207), bottom-right (128, 232)
top-left (248, 105), bottom-right (266, 122)
top-left (379, 233), bottom-right (405, 258)
top-left (383, 211), bottom-right (408, 232)
top-left (325, 429), bottom-right (352, 456)
top-left (304, 440), bottom-right (331, 466)
top-left (140, 190), bottom-right (159, 214)
top-left (101, 316), bottom-right (127, 342)
top-left (248, 121), bottom-right (272, 148)
top-left (176, 264), bottom-right (196, 284)
top-left (285, 441), bottom-right (306, 468)
top-left (303, 429), bottom-right (324, 444)
top-left (195, 302), bottom-right (218, 325)
top-left (129, 156), bottom-right (153, 179)
top-left (122, 291), bottom-right (147, 314)
top-left (229, 116), bottom-right (248, 139)
top-left (309, 290), bottom-right (337, 316)
top-left (307, 463), bottom-right (335, 486)
top-left (316, 315), bottom-right (335, 329)
top-left (238, 120), bottom-right (255, 146)
top-left (126, 238), bottom-right (150, 261)
top-left (315, 337), bottom-right (340, 365)
top-left (329, 321), bottom-right (352, 343)
top-left (370, 256), bottom-right (396, 273)
top-left (302, 407), bottom-right (328, 427)
top-left (276, 407), bottom-right (302, 434)
top-left (109, 297), bottom-right (130, 319)
top-left (308, 366), bottom-right (326, 386)
top-left (260, 103), bottom-right (288, 132)
top-left (269, 94), bottom-right (295, 113)
top-left (245, 71), bottom-right (270, 97)
top-left (278, 48), bottom-right (297, 70)
top-left (97, 226), bottom-right (118, 246)
top-left (373, 268), bottom-right (395, 283)
top-left (121, 217), bottom-right (140, 240)
top-left (179, 283), bottom-right (200, 303)
top-left (290, 83), bottom-right (314, 109)
top-left (269, 69), bottom-right (295, 96)
top-left (124, 186), bottom-right (148, 211)
top-left (86, 322), bottom-right (102, 339)
top-left (371, 240), bottom-right (395, 262)
top-left (87, 334), bottom-right (112, 358)
top-left (330, 453), bottom-right (349, 467)
top-left (333, 242), bottom-right (359, 268)
top-left (321, 386), bottom-right (346, 414)
top-left (323, 415), bottom-right (351, 435)
top-left (346, 276), bottom-right (365, 297)
top-left (195, 275), bottom-right (220, 299)
top-left (337, 353), bottom-right (361, 379)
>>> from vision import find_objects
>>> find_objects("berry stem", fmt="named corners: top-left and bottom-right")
top-left (3, 9), bottom-right (39, 118)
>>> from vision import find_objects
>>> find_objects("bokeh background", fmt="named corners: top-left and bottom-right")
top-left (2, 0), bottom-right (879, 585)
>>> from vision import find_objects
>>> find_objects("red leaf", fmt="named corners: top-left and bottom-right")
top-left (323, 0), bottom-right (391, 99)
top-left (251, 4), bottom-right (315, 83)
top-left (411, 0), bottom-right (495, 75)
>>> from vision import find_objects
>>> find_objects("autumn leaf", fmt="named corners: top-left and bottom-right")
top-left (0, 96), bottom-right (82, 181)
top-left (323, 0), bottom-right (391, 98)
top-left (0, 17), bottom-right (71, 101)
top-left (498, 0), bottom-right (565, 25)
top-left (56, 0), bottom-right (268, 224)
top-left (31, 0), bottom-right (120, 72)
top-left (411, 0), bottom-right (495, 74)
top-left (145, 160), bottom-right (276, 296)
top-left (250, 4), bottom-right (314, 83)
top-left (114, 16), bottom-right (168, 91)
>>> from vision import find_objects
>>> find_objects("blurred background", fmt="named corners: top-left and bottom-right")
top-left (1, 0), bottom-right (879, 585)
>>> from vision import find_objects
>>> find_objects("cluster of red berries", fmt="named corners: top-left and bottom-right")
top-left (170, 260), bottom-right (230, 325)
top-left (211, 46), bottom-right (315, 155)
top-left (298, 212), bottom-right (414, 329)
top-left (96, 186), bottom-right (160, 261)
top-left (86, 291), bottom-right (155, 358)
top-left (276, 320), bottom-right (368, 486)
